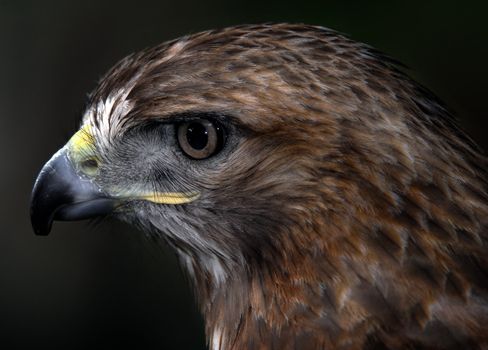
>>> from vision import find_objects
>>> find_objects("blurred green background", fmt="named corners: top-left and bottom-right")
top-left (1, 0), bottom-right (487, 348)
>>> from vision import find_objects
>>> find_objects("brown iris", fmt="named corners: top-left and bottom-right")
top-left (177, 119), bottom-right (223, 159)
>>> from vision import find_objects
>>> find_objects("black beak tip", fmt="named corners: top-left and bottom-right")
top-left (30, 197), bottom-right (53, 236)
top-left (32, 223), bottom-right (52, 236)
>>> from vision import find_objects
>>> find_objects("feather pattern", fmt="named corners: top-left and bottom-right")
top-left (81, 24), bottom-right (488, 349)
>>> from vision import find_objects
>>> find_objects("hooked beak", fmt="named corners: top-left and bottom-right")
top-left (30, 148), bottom-right (117, 236)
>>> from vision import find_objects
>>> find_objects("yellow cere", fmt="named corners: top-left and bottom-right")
top-left (137, 192), bottom-right (200, 205)
top-left (69, 124), bottom-right (96, 156)
top-left (68, 124), bottom-right (99, 176)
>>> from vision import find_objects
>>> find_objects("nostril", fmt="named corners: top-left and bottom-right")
top-left (79, 158), bottom-right (99, 176)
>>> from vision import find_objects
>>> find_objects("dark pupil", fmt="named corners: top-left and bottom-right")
top-left (186, 122), bottom-right (208, 150)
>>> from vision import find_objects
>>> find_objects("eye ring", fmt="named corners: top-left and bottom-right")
top-left (177, 119), bottom-right (223, 159)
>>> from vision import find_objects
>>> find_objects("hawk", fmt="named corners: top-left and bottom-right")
top-left (30, 24), bottom-right (488, 349)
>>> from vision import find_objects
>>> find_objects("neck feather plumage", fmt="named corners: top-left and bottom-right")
top-left (179, 248), bottom-right (333, 350)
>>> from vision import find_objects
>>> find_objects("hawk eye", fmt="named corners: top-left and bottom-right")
top-left (177, 119), bottom-right (223, 159)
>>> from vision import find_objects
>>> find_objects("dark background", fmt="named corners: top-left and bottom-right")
top-left (1, 0), bottom-right (487, 348)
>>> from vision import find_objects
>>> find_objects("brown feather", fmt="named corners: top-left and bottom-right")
top-left (84, 24), bottom-right (488, 349)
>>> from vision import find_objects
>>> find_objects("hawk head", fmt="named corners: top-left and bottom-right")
top-left (30, 24), bottom-right (488, 349)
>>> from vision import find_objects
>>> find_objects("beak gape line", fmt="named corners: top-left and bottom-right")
top-left (30, 127), bottom-right (200, 235)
